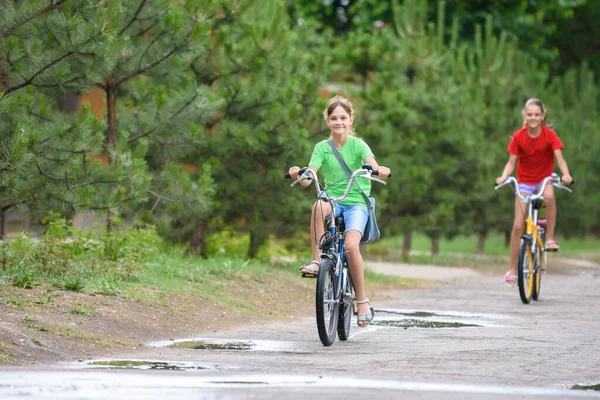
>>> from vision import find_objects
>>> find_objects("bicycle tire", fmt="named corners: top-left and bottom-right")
top-left (337, 269), bottom-right (353, 341)
top-left (517, 239), bottom-right (534, 304)
top-left (533, 231), bottom-right (546, 301)
top-left (316, 258), bottom-right (338, 346)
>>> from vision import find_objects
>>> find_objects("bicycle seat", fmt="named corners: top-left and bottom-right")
top-left (532, 198), bottom-right (545, 210)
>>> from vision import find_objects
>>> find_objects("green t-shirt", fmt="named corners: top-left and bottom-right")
top-left (308, 136), bottom-right (374, 207)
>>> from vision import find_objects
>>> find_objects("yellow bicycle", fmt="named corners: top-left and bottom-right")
top-left (495, 173), bottom-right (573, 304)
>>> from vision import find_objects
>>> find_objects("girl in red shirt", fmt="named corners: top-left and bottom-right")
top-left (496, 98), bottom-right (573, 287)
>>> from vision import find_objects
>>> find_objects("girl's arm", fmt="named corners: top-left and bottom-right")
top-left (364, 156), bottom-right (390, 178)
top-left (496, 154), bottom-right (518, 184)
top-left (554, 149), bottom-right (573, 184)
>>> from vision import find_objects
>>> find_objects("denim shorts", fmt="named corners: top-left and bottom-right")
top-left (335, 203), bottom-right (369, 235)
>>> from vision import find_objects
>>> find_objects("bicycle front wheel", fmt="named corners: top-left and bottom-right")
top-left (533, 232), bottom-right (546, 301)
top-left (518, 239), bottom-right (534, 304)
top-left (337, 269), bottom-right (354, 341)
top-left (316, 258), bottom-right (339, 346)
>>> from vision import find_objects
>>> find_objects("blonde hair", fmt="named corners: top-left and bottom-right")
top-left (522, 98), bottom-right (548, 127)
top-left (323, 95), bottom-right (357, 136)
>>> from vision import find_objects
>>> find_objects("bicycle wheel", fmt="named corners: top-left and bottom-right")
top-left (337, 268), bottom-right (354, 341)
top-left (533, 244), bottom-right (543, 301)
top-left (316, 258), bottom-right (338, 346)
top-left (517, 239), bottom-right (534, 304)
top-left (533, 231), bottom-right (546, 301)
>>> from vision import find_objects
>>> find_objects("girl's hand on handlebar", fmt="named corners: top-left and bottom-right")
top-left (377, 166), bottom-right (391, 178)
top-left (561, 174), bottom-right (573, 185)
top-left (288, 166), bottom-right (301, 179)
top-left (495, 176), bottom-right (507, 185)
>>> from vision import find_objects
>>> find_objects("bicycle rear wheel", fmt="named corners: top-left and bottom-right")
top-left (337, 268), bottom-right (354, 341)
top-left (518, 239), bottom-right (534, 304)
top-left (316, 258), bottom-right (338, 346)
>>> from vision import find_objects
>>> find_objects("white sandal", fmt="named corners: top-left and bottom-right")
top-left (355, 298), bottom-right (374, 327)
top-left (299, 261), bottom-right (319, 278)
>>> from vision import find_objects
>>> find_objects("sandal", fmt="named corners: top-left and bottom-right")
top-left (546, 239), bottom-right (560, 251)
top-left (299, 261), bottom-right (319, 278)
top-left (504, 271), bottom-right (517, 287)
top-left (355, 298), bottom-right (374, 327)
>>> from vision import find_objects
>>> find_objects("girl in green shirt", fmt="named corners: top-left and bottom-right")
top-left (288, 95), bottom-right (390, 327)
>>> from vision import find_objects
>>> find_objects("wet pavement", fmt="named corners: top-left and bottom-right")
top-left (1, 261), bottom-right (599, 399)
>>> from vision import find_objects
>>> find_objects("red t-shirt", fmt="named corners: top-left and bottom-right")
top-left (507, 126), bottom-right (564, 184)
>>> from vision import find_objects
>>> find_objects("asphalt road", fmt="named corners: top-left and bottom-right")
top-left (1, 261), bottom-right (599, 399)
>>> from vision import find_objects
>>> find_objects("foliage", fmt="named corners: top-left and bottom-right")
top-left (0, 0), bottom-right (150, 220)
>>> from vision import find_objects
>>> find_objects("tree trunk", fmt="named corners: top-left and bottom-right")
top-left (476, 232), bottom-right (486, 254)
top-left (431, 237), bottom-right (439, 255)
top-left (105, 76), bottom-right (117, 233)
top-left (0, 209), bottom-right (5, 240)
top-left (188, 221), bottom-right (207, 257)
top-left (106, 76), bottom-right (118, 150)
top-left (247, 229), bottom-right (267, 260)
top-left (401, 230), bottom-right (412, 261)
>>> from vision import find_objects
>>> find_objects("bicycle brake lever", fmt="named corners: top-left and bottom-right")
top-left (364, 176), bottom-right (386, 185)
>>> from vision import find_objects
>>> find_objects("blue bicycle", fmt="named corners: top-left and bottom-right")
top-left (288, 164), bottom-right (387, 346)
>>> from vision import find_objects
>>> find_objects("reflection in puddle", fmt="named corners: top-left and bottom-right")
top-left (149, 338), bottom-right (308, 353)
top-left (379, 310), bottom-right (447, 318)
top-left (168, 340), bottom-right (253, 350)
top-left (373, 319), bottom-right (480, 328)
top-left (571, 383), bottom-right (600, 391)
top-left (87, 360), bottom-right (211, 371)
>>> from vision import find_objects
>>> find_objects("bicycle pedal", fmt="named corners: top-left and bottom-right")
top-left (543, 248), bottom-right (558, 253)
top-left (352, 299), bottom-right (358, 315)
top-left (301, 273), bottom-right (317, 279)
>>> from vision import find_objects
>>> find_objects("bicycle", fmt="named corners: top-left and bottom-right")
top-left (495, 173), bottom-right (573, 304)
top-left (287, 164), bottom-right (387, 346)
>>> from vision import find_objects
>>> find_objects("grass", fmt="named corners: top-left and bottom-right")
top-left (68, 304), bottom-right (97, 317)
top-left (368, 232), bottom-right (600, 267)
top-left (3, 224), bottom-right (596, 323)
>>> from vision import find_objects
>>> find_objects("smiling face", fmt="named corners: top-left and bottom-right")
top-left (326, 105), bottom-right (354, 137)
top-left (523, 104), bottom-right (545, 129)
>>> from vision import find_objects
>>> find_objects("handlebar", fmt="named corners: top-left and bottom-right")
top-left (287, 165), bottom-right (389, 203)
top-left (285, 164), bottom-right (391, 179)
top-left (495, 173), bottom-right (573, 202)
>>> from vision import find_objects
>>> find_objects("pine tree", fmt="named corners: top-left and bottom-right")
top-left (189, 0), bottom-right (331, 258)
top-left (0, 0), bottom-right (149, 237)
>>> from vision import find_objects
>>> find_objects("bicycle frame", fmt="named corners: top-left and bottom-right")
top-left (495, 172), bottom-right (572, 303)
top-left (292, 167), bottom-right (385, 296)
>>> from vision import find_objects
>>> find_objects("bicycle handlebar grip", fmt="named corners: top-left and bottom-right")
top-left (372, 170), bottom-right (392, 177)
top-left (284, 173), bottom-right (291, 179)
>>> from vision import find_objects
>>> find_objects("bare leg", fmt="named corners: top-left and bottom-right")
top-left (543, 185), bottom-right (557, 241)
top-left (309, 200), bottom-right (332, 264)
top-left (345, 230), bottom-right (371, 325)
top-left (509, 197), bottom-right (527, 276)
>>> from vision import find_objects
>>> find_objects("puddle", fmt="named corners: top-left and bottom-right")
top-left (168, 340), bottom-right (253, 350)
top-left (372, 319), bottom-right (480, 329)
top-left (85, 360), bottom-right (212, 371)
top-left (571, 383), bottom-right (600, 391)
top-left (148, 338), bottom-right (309, 354)
top-left (380, 310), bottom-right (447, 318)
